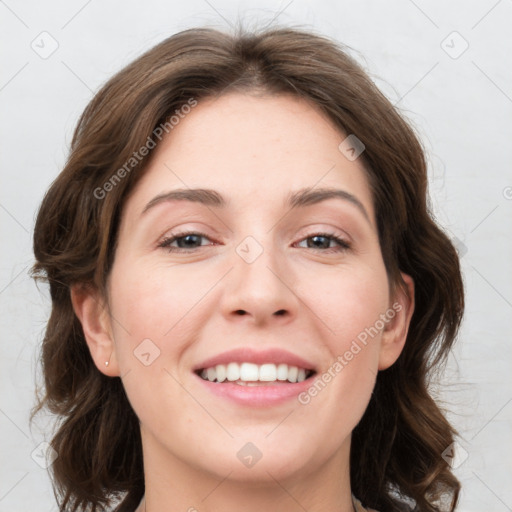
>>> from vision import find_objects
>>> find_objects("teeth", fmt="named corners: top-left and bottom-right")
top-left (216, 364), bottom-right (227, 383)
top-left (287, 365), bottom-right (298, 383)
top-left (276, 363), bottom-right (288, 380)
top-left (226, 362), bottom-right (240, 381)
top-left (240, 362), bottom-right (259, 381)
top-left (198, 362), bottom-right (313, 383)
top-left (259, 363), bottom-right (276, 381)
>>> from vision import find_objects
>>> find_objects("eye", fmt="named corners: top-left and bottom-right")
top-left (158, 231), bottom-right (351, 254)
top-left (158, 231), bottom-right (214, 252)
top-left (295, 232), bottom-right (351, 253)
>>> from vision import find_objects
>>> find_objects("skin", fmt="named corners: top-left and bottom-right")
top-left (72, 92), bottom-right (414, 512)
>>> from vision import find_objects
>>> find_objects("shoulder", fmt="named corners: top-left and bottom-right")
top-left (352, 496), bottom-right (379, 512)
top-left (352, 495), bottom-right (417, 512)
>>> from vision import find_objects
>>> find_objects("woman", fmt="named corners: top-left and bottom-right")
top-left (32, 25), bottom-right (464, 512)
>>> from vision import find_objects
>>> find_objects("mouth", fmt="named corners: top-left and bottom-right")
top-left (195, 362), bottom-right (316, 386)
top-left (191, 347), bottom-right (318, 406)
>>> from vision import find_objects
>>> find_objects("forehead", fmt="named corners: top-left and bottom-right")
top-left (125, 92), bottom-right (375, 223)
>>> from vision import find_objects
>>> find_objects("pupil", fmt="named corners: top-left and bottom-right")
top-left (179, 234), bottom-right (200, 248)
top-left (309, 235), bottom-right (328, 249)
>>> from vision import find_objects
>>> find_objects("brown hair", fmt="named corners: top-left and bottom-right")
top-left (32, 25), bottom-right (464, 512)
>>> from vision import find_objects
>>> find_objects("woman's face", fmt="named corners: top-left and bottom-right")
top-left (86, 92), bottom-right (412, 484)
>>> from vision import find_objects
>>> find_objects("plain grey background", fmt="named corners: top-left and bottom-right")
top-left (1, 1), bottom-right (511, 511)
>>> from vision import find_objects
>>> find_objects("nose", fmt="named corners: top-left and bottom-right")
top-left (219, 236), bottom-right (299, 327)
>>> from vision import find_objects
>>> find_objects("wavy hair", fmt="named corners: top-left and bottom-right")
top-left (32, 25), bottom-right (464, 512)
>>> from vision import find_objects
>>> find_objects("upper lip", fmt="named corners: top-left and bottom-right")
top-left (193, 347), bottom-right (316, 372)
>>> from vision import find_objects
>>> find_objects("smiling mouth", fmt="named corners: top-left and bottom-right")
top-left (195, 362), bottom-right (316, 385)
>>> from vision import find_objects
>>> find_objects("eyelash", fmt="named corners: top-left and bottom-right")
top-left (157, 231), bottom-right (351, 254)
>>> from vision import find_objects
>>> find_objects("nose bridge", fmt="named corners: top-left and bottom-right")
top-left (221, 229), bottom-right (298, 322)
top-left (235, 231), bottom-right (285, 294)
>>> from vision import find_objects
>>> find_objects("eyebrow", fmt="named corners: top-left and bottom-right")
top-left (142, 188), bottom-right (226, 214)
top-left (286, 187), bottom-right (370, 222)
top-left (141, 187), bottom-right (370, 222)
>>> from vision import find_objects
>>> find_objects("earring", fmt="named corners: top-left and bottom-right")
top-left (105, 361), bottom-right (109, 367)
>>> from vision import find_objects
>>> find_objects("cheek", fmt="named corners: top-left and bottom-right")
top-left (107, 258), bottom-right (219, 374)
top-left (106, 261), bottom-right (205, 435)
top-left (300, 263), bottom-right (389, 349)
top-left (109, 252), bottom-right (390, 375)
top-left (296, 265), bottom-right (388, 410)
top-left (110, 260), bottom-right (198, 333)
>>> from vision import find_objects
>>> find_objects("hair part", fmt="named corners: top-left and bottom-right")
top-left (32, 24), bottom-right (464, 512)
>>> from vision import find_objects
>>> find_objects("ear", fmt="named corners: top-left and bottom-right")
top-left (378, 272), bottom-right (415, 371)
top-left (70, 284), bottom-right (120, 377)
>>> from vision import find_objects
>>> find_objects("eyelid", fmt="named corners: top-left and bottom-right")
top-left (157, 228), bottom-right (352, 254)
top-left (293, 231), bottom-right (351, 251)
top-left (293, 223), bottom-right (353, 246)
top-left (157, 229), bottom-right (215, 250)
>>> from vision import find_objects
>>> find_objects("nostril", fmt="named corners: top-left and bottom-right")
top-left (274, 310), bottom-right (286, 316)
top-left (235, 310), bottom-right (246, 315)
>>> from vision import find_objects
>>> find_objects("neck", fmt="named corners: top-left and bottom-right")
top-left (134, 430), bottom-right (355, 512)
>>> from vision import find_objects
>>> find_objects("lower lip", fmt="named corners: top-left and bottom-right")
top-left (194, 373), bottom-right (316, 407)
